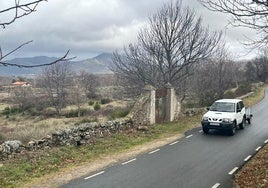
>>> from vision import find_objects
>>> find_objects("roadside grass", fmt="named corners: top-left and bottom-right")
top-left (243, 84), bottom-right (266, 107)
top-left (234, 84), bottom-right (268, 188)
top-left (0, 85), bottom-right (266, 187)
top-left (234, 144), bottom-right (268, 188)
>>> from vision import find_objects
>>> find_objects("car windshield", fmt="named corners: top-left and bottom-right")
top-left (209, 102), bottom-right (235, 112)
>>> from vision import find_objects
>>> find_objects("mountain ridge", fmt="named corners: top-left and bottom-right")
top-left (0, 53), bottom-right (113, 77)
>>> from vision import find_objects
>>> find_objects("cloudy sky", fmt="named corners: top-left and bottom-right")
top-left (0, 0), bottom-right (258, 60)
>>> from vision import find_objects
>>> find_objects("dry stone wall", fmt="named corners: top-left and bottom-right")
top-left (0, 118), bottom-right (133, 160)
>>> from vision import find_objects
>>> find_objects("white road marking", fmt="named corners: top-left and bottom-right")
top-left (228, 167), bottom-right (239, 175)
top-left (149, 149), bottom-right (160, 154)
top-left (211, 183), bottom-right (221, 188)
top-left (199, 130), bottom-right (203, 133)
top-left (244, 155), bottom-right (252, 162)
top-left (169, 141), bottom-right (179, 146)
top-left (122, 158), bottom-right (136, 165)
top-left (84, 171), bottom-right (105, 180)
top-left (256, 146), bottom-right (262, 151)
top-left (265, 139), bottom-right (268, 144)
top-left (186, 134), bottom-right (193, 139)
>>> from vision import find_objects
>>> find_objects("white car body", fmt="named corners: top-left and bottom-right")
top-left (201, 99), bottom-right (246, 135)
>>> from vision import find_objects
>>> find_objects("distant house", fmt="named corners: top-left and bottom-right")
top-left (11, 81), bottom-right (32, 87)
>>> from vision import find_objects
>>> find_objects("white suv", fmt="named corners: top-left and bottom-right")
top-left (201, 99), bottom-right (246, 136)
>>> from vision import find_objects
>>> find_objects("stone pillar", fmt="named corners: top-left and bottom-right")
top-left (165, 83), bottom-right (181, 122)
top-left (144, 85), bottom-right (156, 125)
top-left (128, 85), bottom-right (156, 126)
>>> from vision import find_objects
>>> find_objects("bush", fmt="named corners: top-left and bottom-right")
top-left (43, 108), bottom-right (57, 118)
top-left (223, 90), bottom-right (236, 99)
top-left (94, 103), bottom-right (101, 111)
top-left (0, 133), bottom-right (6, 144)
top-left (2, 107), bottom-right (10, 118)
top-left (100, 98), bottom-right (112, 104)
top-left (110, 109), bottom-right (130, 119)
top-left (65, 109), bottom-right (89, 118)
top-left (235, 84), bottom-right (251, 97)
top-left (2, 107), bottom-right (21, 117)
top-left (88, 101), bottom-right (95, 106)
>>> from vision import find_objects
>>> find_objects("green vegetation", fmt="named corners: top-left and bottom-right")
top-left (93, 103), bottom-right (101, 111)
top-left (88, 100), bottom-right (95, 106)
top-left (110, 109), bottom-right (130, 119)
top-left (100, 98), bottom-right (112, 104)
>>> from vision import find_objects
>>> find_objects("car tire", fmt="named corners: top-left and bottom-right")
top-left (239, 117), bottom-right (246, 129)
top-left (203, 127), bottom-right (209, 134)
top-left (230, 122), bottom-right (236, 136)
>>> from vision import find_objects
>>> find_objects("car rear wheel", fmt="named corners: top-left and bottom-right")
top-left (239, 117), bottom-right (246, 129)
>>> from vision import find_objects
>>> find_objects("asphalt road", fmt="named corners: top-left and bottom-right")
top-left (62, 92), bottom-right (268, 188)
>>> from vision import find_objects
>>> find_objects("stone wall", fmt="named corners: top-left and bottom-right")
top-left (0, 118), bottom-right (133, 160)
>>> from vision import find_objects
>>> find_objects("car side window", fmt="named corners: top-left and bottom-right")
top-left (236, 103), bottom-right (240, 112)
top-left (239, 101), bottom-right (244, 109)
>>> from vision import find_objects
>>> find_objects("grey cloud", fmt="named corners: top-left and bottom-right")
top-left (0, 0), bottom-right (259, 60)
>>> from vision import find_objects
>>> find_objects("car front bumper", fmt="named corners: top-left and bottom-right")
top-left (201, 120), bottom-right (234, 130)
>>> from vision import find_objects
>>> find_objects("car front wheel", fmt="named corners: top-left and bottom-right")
top-left (230, 122), bottom-right (236, 136)
top-left (203, 127), bottom-right (209, 134)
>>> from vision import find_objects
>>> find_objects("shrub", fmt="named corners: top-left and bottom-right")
top-left (88, 100), bottom-right (95, 106)
top-left (223, 90), bottom-right (236, 99)
top-left (2, 107), bottom-right (10, 118)
top-left (43, 108), bottom-right (57, 118)
top-left (235, 84), bottom-right (251, 97)
top-left (0, 133), bottom-right (6, 144)
top-left (65, 109), bottom-right (88, 118)
top-left (100, 98), bottom-right (112, 104)
top-left (110, 109), bottom-right (130, 119)
top-left (94, 103), bottom-right (101, 111)
top-left (65, 110), bottom-right (78, 118)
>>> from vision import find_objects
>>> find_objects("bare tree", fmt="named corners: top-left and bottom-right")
top-left (199, 0), bottom-right (268, 45)
top-left (0, 0), bottom-right (73, 68)
top-left (11, 86), bottom-right (34, 115)
top-left (39, 62), bottom-right (73, 116)
top-left (78, 71), bottom-right (99, 99)
top-left (112, 0), bottom-right (222, 96)
top-left (193, 44), bottom-right (237, 106)
top-left (244, 50), bottom-right (268, 82)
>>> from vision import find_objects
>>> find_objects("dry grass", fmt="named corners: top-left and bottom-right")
top-left (0, 99), bottom-right (130, 144)
top-left (234, 145), bottom-right (268, 188)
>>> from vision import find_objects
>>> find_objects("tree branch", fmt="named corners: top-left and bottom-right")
top-left (0, 50), bottom-right (75, 68)
top-left (0, 0), bottom-right (48, 28)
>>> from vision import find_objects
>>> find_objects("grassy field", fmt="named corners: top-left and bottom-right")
top-left (0, 99), bottom-right (130, 143)
top-left (0, 84), bottom-right (266, 187)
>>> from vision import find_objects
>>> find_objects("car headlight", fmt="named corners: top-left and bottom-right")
top-left (223, 118), bottom-right (232, 123)
top-left (203, 116), bottom-right (208, 121)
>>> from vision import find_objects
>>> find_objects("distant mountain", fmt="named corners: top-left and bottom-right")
top-left (0, 53), bottom-right (113, 77)
top-left (72, 53), bottom-right (113, 74)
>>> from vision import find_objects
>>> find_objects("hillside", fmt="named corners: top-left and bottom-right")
top-left (0, 53), bottom-right (113, 77)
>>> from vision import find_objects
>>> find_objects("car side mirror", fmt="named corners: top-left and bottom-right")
top-left (237, 109), bottom-right (241, 113)
top-left (206, 107), bottom-right (210, 111)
